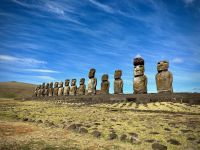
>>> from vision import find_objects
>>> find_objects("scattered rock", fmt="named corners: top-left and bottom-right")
top-left (149, 132), bottom-right (159, 135)
top-left (91, 130), bottom-right (101, 138)
top-left (94, 122), bottom-right (100, 126)
top-left (152, 143), bottom-right (167, 150)
top-left (109, 132), bottom-right (118, 140)
top-left (23, 118), bottom-right (28, 121)
top-left (164, 128), bottom-right (171, 131)
top-left (37, 120), bottom-right (43, 123)
top-left (187, 137), bottom-right (196, 141)
top-left (79, 128), bottom-right (88, 134)
top-left (68, 124), bottom-right (77, 131)
top-left (120, 134), bottom-right (127, 141)
top-left (111, 118), bottom-right (116, 122)
top-left (145, 139), bottom-right (155, 143)
top-left (180, 129), bottom-right (191, 133)
top-left (167, 139), bottom-right (181, 145)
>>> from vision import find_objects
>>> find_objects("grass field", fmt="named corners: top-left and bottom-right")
top-left (0, 98), bottom-right (200, 150)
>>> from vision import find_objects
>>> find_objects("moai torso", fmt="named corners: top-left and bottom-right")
top-left (69, 79), bottom-right (77, 96)
top-left (156, 61), bottom-right (173, 93)
top-left (48, 82), bottom-right (53, 96)
top-left (64, 79), bottom-right (70, 96)
top-left (37, 85), bottom-right (42, 97)
top-left (34, 86), bottom-right (38, 97)
top-left (41, 82), bottom-right (45, 97)
top-left (101, 74), bottom-right (110, 94)
top-left (58, 82), bottom-right (64, 96)
top-left (53, 82), bottom-right (59, 96)
top-left (133, 57), bottom-right (147, 94)
top-left (78, 78), bottom-right (86, 95)
top-left (44, 83), bottom-right (49, 97)
top-left (87, 68), bottom-right (97, 95)
top-left (114, 70), bottom-right (123, 94)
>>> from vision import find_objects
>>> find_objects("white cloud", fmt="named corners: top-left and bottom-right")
top-left (172, 57), bottom-right (183, 63)
top-left (183, 0), bottom-right (195, 4)
top-left (89, 0), bottom-right (114, 13)
top-left (25, 69), bottom-right (59, 73)
top-left (35, 76), bottom-right (55, 81)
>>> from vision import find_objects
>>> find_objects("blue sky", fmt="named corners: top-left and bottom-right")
top-left (0, 0), bottom-right (200, 93)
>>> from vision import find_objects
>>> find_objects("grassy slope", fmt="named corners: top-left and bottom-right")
top-left (0, 81), bottom-right (36, 99)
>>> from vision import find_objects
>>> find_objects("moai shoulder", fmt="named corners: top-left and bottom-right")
top-left (58, 81), bottom-right (64, 96)
top-left (70, 79), bottom-right (77, 96)
top-left (88, 68), bottom-right (97, 95)
top-left (114, 70), bottom-right (123, 94)
top-left (101, 74), bottom-right (110, 94)
top-left (78, 78), bottom-right (86, 95)
top-left (64, 79), bottom-right (70, 96)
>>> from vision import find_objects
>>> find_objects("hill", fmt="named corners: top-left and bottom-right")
top-left (0, 81), bottom-right (36, 99)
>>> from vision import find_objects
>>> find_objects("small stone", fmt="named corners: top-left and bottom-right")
top-left (167, 139), bottom-right (181, 145)
top-left (164, 128), bottom-right (171, 131)
top-left (109, 132), bottom-right (118, 140)
top-left (23, 118), bottom-right (28, 121)
top-left (67, 124), bottom-right (77, 131)
top-left (120, 134), bottom-right (127, 141)
top-left (37, 120), bottom-right (43, 123)
top-left (180, 129), bottom-right (191, 133)
top-left (152, 143), bottom-right (167, 150)
top-left (149, 132), bottom-right (159, 135)
top-left (187, 137), bottom-right (196, 141)
top-left (91, 130), bottom-right (101, 138)
top-left (145, 139), bottom-right (155, 143)
top-left (94, 122), bottom-right (100, 125)
top-left (79, 128), bottom-right (88, 134)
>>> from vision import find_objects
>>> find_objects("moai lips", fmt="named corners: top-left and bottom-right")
top-left (53, 82), bottom-right (59, 96)
top-left (64, 79), bottom-right (70, 96)
top-left (78, 78), bottom-right (86, 95)
top-left (156, 61), bottom-right (173, 93)
top-left (48, 82), bottom-right (53, 96)
top-left (88, 68), bottom-right (97, 95)
top-left (70, 79), bottom-right (77, 96)
top-left (114, 70), bottom-right (123, 94)
top-left (133, 57), bottom-right (147, 94)
top-left (58, 81), bottom-right (64, 96)
top-left (101, 74), bottom-right (110, 94)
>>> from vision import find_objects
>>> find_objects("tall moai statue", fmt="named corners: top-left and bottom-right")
top-left (69, 79), bottom-right (77, 96)
top-left (58, 81), bottom-right (64, 96)
top-left (53, 82), bottom-right (59, 96)
top-left (156, 61), bottom-right (173, 93)
top-left (34, 85), bottom-right (39, 97)
top-left (37, 84), bottom-right (42, 97)
top-left (44, 83), bottom-right (49, 96)
top-left (101, 74), bottom-right (110, 94)
top-left (78, 78), bottom-right (86, 95)
top-left (114, 70), bottom-right (123, 94)
top-left (64, 79), bottom-right (70, 96)
top-left (41, 82), bottom-right (45, 96)
top-left (133, 57), bottom-right (147, 94)
top-left (88, 68), bottom-right (97, 95)
top-left (48, 82), bottom-right (53, 96)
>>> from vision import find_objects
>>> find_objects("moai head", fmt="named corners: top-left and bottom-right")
top-left (88, 68), bottom-right (96, 78)
top-left (114, 70), bottom-right (122, 79)
top-left (80, 78), bottom-right (85, 85)
top-left (65, 79), bottom-right (70, 86)
top-left (157, 61), bottom-right (169, 72)
top-left (59, 81), bottom-right (63, 88)
top-left (133, 57), bottom-right (144, 66)
top-left (45, 83), bottom-right (49, 89)
top-left (49, 82), bottom-right (53, 88)
top-left (54, 82), bottom-right (58, 88)
top-left (134, 65), bottom-right (144, 77)
top-left (71, 79), bottom-right (76, 86)
top-left (102, 74), bottom-right (108, 81)
top-left (38, 84), bottom-right (41, 89)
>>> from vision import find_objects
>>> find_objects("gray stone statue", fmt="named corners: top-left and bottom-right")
top-left (78, 78), bottom-right (86, 95)
top-left (69, 79), bottom-right (77, 96)
top-left (101, 74), bottom-right (110, 94)
top-left (48, 82), bottom-right (53, 96)
top-left (87, 68), bottom-right (97, 95)
top-left (53, 82), bottom-right (59, 96)
top-left (64, 79), bottom-right (70, 96)
top-left (41, 82), bottom-right (45, 96)
top-left (133, 57), bottom-right (147, 94)
top-left (156, 60), bottom-right (173, 93)
top-left (37, 84), bottom-right (42, 97)
top-left (58, 81), bottom-right (64, 96)
top-left (44, 83), bottom-right (49, 96)
top-left (34, 85), bottom-right (39, 97)
top-left (114, 70), bottom-right (123, 94)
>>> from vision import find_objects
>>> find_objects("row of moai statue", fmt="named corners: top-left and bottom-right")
top-left (34, 57), bottom-right (173, 97)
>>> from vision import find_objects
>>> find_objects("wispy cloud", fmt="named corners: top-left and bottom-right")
top-left (172, 57), bottom-right (183, 63)
top-left (89, 0), bottom-right (114, 13)
top-left (183, 0), bottom-right (195, 4)
top-left (35, 75), bottom-right (55, 81)
top-left (25, 69), bottom-right (59, 73)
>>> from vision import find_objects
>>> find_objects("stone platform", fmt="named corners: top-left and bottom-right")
top-left (29, 93), bottom-right (200, 105)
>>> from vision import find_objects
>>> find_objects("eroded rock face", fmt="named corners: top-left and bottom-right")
top-left (64, 79), bottom-right (70, 96)
top-left (101, 74), bottom-right (110, 94)
top-left (78, 78), bottom-right (86, 95)
top-left (48, 82), bottom-right (53, 96)
top-left (156, 61), bottom-right (173, 93)
top-left (53, 82), bottom-right (59, 96)
top-left (133, 57), bottom-right (147, 94)
top-left (44, 83), bottom-right (49, 96)
top-left (58, 82), bottom-right (64, 96)
top-left (114, 70), bottom-right (123, 94)
top-left (69, 79), bottom-right (77, 96)
top-left (88, 68), bottom-right (97, 95)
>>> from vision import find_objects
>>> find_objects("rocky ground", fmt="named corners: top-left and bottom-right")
top-left (0, 98), bottom-right (200, 150)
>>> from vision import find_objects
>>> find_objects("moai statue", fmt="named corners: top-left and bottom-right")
top-left (37, 85), bottom-right (42, 97)
top-left (156, 61), bottom-right (173, 93)
top-left (87, 68), bottom-right (97, 95)
top-left (48, 82), bottom-right (53, 96)
top-left (69, 79), bottom-right (77, 96)
top-left (34, 86), bottom-right (39, 97)
top-left (53, 82), bottom-right (59, 96)
top-left (133, 57), bottom-right (147, 94)
top-left (41, 82), bottom-right (45, 97)
top-left (64, 79), bottom-right (70, 96)
top-left (101, 74), bottom-right (110, 94)
top-left (58, 81), bottom-right (64, 96)
top-left (114, 70), bottom-right (123, 94)
top-left (78, 78), bottom-right (86, 95)
top-left (44, 83), bottom-right (49, 96)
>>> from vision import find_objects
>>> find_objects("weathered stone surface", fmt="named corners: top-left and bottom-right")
top-left (78, 78), bottom-right (86, 95)
top-left (88, 68), bottom-right (97, 95)
top-left (109, 132), bottom-right (118, 140)
top-left (34, 86), bottom-right (39, 97)
top-left (53, 82), bottom-right (59, 96)
top-left (64, 79), bottom-right (70, 96)
top-left (44, 83), bottom-right (49, 96)
top-left (69, 79), bottom-right (77, 96)
top-left (79, 128), bottom-right (88, 134)
top-left (114, 70), bottom-right (123, 94)
top-left (91, 130), bottom-right (101, 138)
top-left (58, 82), bottom-right (64, 96)
top-left (167, 139), bottom-right (181, 145)
top-left (156, 61), bottom-right (173, 93)
top-left (152, 143), bottom-right (167, 150)
top-left (41, 82), bottom-right (45, 96)
top-left (101, 74), bottom-right (110, 94)
top-left (48, 82), bottom-right (53, 96)
top-left (120, 134), bottom-right (127, 141)
top-left (37, 85), bottom-right (42, 97)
